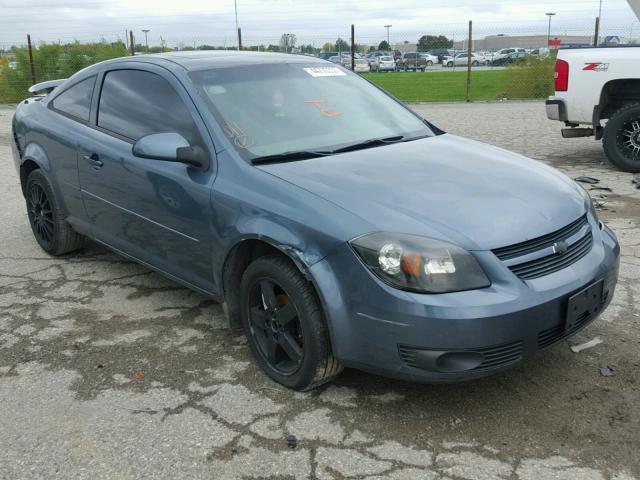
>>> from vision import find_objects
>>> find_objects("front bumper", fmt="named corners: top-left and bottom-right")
top-left (309, 220), bottom-right (620, 383)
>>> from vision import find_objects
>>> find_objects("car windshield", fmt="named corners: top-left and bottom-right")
top-left (189, 63), bottom-right (432, 162)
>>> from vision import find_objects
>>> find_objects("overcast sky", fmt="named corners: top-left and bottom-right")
top-left (1, 0), bottom-right (638, 48)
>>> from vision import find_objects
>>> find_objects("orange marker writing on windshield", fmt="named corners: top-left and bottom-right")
top-left (305, 99), bottom-right (341, 117)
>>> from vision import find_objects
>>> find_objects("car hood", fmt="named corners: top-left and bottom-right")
top-left (258, 134), bottom-right (585, 251)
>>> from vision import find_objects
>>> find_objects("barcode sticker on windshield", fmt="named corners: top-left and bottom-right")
top-left (303, 67), bottom-right (346, 77)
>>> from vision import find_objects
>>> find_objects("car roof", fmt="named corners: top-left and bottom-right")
top-left (96, 51), bottom-right (328, 72)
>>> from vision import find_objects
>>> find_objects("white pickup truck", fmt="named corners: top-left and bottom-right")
top-left (546, 45), bottom-right (640, 172)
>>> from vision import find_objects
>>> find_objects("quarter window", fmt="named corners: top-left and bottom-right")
top-left (50, 76), bottom-right (96, 122)
top-left (98, 69), bottom-right (198, 144)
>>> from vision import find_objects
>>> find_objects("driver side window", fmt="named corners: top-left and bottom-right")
top-left (97, 69), bottom-right (200, 145)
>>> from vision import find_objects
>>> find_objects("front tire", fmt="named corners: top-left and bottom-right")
top-left (25, 169), bottom-right (85, 255)
top-left (602, 102), bottom-right (640, 173)
top-left (239, 255), bottom-right (342, 390)
top-left (426, 60), bottom-right (433, 67)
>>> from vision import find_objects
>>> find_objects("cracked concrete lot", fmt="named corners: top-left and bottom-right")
top-left (1, 102), bottom-right (639, 479)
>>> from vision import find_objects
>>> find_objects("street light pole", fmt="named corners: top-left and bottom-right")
top-left (384, 24), bottom-right (392, 47)
top-left (142, 29), bottom-right (150, 53)
top-left (545, 12), bottom-right (556, 47)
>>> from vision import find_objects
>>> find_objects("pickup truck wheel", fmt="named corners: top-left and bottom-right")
top-left (239, 255), bottom-right (343, 390)
top-left (603, 103), bottom-right (640, 173)
top-left (25, 169), bottom-right (85, 255)
top-left (447, 61), bottom-right (453, 67)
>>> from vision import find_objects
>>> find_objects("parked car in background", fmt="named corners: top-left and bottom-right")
top-left (443, 52), bottom-right (483, 67)
top-left (353, 58), bottom-right (371, 73)
top-left (396, 52), bottom-right (427, 71)
top-left (370, 55), bottom-right (396, 72)
top-left (490, 51), bottom-right (528, 66)
top-left (473, 51), bottom-right (492, 65)
top-left (426, 48), bottom-right (452, 64)
top-left (338, 53), bottom-right (362, 69)
top-left (13, 51), bottom-right (619, 390)
top-left (530, 47), bottom-right (550, 57)
top-left (318, 52), bottom-right (338, 60)
top-left (328, 55), bottom-right (340, 64)
top-left (419, 52), bottom-right (438, 66)
top-left (490, 47), bottom-right (527, 63)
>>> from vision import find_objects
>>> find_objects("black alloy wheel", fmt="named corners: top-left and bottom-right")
top-left (603, 103), bottom-right (640, 172)
top-left (239, 255), bottom-right (342, 390)
top-left (25, 169), bottom-right (85, 255)
top-left (27, 182), bottom-right (55, 249)
top-left (617, 118), bottom-right (640, 162)
top-left (247, 278), bottom-right (304, 375)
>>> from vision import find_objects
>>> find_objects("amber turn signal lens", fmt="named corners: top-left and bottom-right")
top-left (401, 253), bottom-right (422, 277)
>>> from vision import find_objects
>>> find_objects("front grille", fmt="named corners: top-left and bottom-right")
top-left (493, 215), bottom-right (588, 260)
top-left (492, 215), bottom-right (593, 280)
top-left (398, 340), bottom-right (523, 372)
top-left (509, 232), bottom-right (593, 280)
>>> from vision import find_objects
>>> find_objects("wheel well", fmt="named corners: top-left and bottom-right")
top-left (598, 79), bottom-right (640, 120)
top-left (20, 159), bottom-right (40, 196)
top-left (222, 239), bottom-right (307, 328)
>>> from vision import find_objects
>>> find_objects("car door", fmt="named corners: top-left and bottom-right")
top-left (40, 75), bottom-right (98, 234)
top-left (77, 65), bottom-right (218, 292)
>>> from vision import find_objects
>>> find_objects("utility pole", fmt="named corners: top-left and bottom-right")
top-left (27, 34), bottom-right (36, 85)
top-left (598, 0), bottom-right (603, 21)
top-left (235, 0), bottom-right (240, 51)
top-left (129, 30), bottom-right (135, 56)
top-left (142, 29), bottom-right (150, 53)
top-left (466, 21), bottom-right (472, 102)
top-left (351, 24), bottom-right (355, 71)
top-left (594, 17), bottom-right (601, 46)
top-left (546, 12), bottom-right (556, 47)
top-left (384, 24), bottom-right (392, 47)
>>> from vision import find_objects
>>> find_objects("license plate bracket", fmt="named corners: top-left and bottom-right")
top-left (565, 280), bottom-right (604, 332)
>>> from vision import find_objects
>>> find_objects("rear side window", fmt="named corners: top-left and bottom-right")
top-left (50, 76), bottom-right (96, 122)
top-left (98, 69), bottom-right (198, 143)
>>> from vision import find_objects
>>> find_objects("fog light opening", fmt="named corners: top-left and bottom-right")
top-left (435, 351), bottom-right (484, 373)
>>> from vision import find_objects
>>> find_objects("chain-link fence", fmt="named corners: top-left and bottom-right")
top-left (1, 18), bottom-right (638, 104)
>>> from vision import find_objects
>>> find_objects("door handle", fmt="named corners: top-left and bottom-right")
top-left (83, 153), bottom-right (103, 169)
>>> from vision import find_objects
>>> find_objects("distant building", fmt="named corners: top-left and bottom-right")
top-left (454, 34), bottom-right (593, 51)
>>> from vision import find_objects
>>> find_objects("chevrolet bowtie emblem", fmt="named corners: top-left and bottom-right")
top-left (552, 241), bottom-right (569, 255)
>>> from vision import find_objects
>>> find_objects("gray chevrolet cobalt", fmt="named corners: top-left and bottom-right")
top-left (11, 52), bottom-right (619, 389)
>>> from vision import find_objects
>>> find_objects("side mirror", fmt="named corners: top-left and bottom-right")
top-left (132, 133), bottom-right (207, 169)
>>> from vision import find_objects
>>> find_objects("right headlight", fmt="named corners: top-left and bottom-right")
top-left (350, 232), bottom-right (491, 294)
top-left (575, 181), bottom-right (599, 221)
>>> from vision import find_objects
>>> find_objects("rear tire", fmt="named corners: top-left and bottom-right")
top-left (472, 60), bottom-right (479, 67)
top-left (447, 61), bottom-right (453, 67)
top-left (426, 60), bottom-right (433, 67)
top-left (239, 255), bottom-right (343, 390)
top-left (602, 102), bottom-right (640, 173)
top-left (25, 169), bottom-right (85, 255)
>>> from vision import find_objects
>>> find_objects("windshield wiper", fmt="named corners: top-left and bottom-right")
top-left (251, 134), bottom-right (431, 165)
top-left (329, 135), bottom-right (405, 154)
top-left (251, 150), bottom-right (332, 165)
